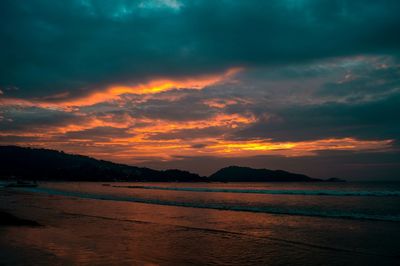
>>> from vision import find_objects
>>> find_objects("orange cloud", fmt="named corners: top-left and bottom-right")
top-left (2, 114), bottom-right (393, 163)
top-left (0, 68), bottom-right (242, 109)
top-left (203, 97), bottom-right (252, 108)
top-left (0, 99), bottom-right (393, 162)
top-left (69, 67), bottom-right (241, 106)
top-left (131, 113), bottom-right (256, 135)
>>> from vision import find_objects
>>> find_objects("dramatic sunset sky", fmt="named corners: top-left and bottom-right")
top-left (1, 0), bottom-right (399, 179)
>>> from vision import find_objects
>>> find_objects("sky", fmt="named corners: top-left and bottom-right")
top-left (1, 0), bottom-right (400, 179)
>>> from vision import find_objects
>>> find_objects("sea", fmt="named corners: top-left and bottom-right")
top-left (0, 181), bottom-right (399, 265)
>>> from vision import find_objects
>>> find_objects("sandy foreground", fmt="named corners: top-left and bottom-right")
top-left (1, 187), bottom-right (399, 266)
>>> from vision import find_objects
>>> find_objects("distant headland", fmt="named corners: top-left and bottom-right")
top-left (0, 146), bottom-right (343, 182)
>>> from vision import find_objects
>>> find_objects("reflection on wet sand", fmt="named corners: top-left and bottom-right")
top-left (0, 184), bottom-right (399, 265)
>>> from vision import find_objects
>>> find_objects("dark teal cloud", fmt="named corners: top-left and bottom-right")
top-left (233, 91), bottom-right (400, 142)
top-left (1, 0), bottom-right (400, 98)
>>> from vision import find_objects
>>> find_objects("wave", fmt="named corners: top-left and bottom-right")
top-left (113, 185), bottom-right (400, 197)
top-left (17, 187), bottom-right (400, 222)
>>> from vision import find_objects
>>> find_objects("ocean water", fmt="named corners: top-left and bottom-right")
top-left (24, 181), bottom-right (400, 222)
top-left (1, 181), bottom-right (400, 265)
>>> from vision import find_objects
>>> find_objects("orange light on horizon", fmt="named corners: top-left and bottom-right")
top-left (204, 138), bottom-right (393, 157)
top-left (1, 127), bottom-right (393, 163)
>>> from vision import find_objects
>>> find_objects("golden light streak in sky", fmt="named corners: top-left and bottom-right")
top-left (0, 68), bottom-right (242, 109)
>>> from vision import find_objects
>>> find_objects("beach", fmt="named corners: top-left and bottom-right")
top-left (1, 182), bottom-right (400, 265)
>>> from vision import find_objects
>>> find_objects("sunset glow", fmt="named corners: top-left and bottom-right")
top-left (2, 2), bottom-right (400, 265)
top-left (1, 0), bottom-right (399, 178)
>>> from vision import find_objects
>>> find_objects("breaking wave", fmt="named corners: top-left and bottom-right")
top-left (17, 187), bottom-right (400, 222)
top-left (114, 185), bottom-right (400, 197)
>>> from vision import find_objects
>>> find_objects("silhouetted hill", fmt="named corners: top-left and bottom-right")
top-left (0, 146), bottom-right (205, 182)
top-left (0, 146), bottom-right (326, 182)
top-left (209, 166), bottom-right (320, 182)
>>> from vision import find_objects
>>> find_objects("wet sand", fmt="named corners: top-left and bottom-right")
top-left (0, 187), bottom-right (399, 265)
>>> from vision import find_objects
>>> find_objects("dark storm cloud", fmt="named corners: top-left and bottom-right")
top-left (0, 135), bottom-right (41, 143)
top-left (1, 0), bottom-right (400, 98)
top-left (0, 106), bottom-right (80, 131)
top-left (147, 126), bottom-right (225, 140)
top-left (114, 87), bottom-right (253, 122)
top-left (60, 126), bottom-right (133, 141)
top-left (129, 97), bottom-right (216, 121)
top-left (233, 91), bottom-right (400, 142)
top-left (318, 61), bottom-right (400, 100)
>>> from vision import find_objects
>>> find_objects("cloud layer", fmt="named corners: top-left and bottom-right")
top-left (1, 0), bottom-right (400, 179)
